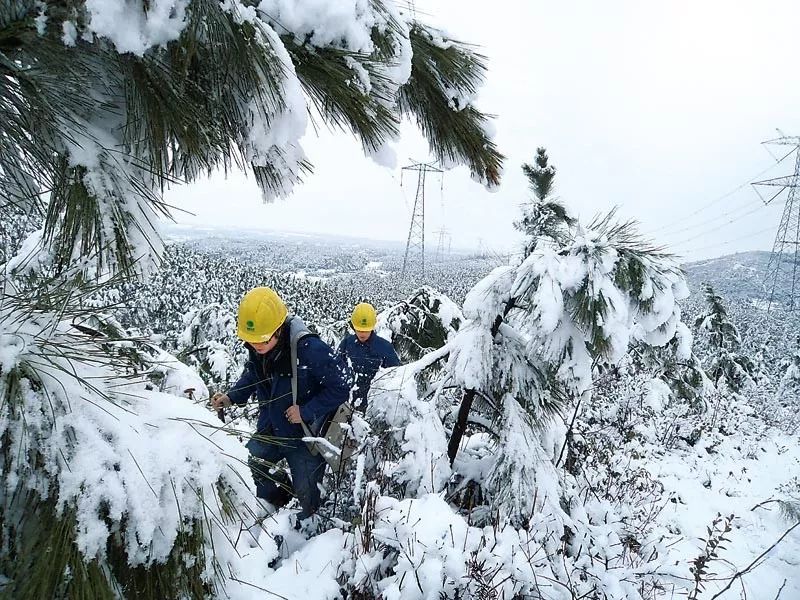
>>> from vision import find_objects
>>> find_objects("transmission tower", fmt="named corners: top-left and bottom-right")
top-left (401, 161), bottom-right (443, 278)
top-left (434, 228), bottom-right (452, 262)
top-left (752, 135), bottom-right (800, 311)
top-left (476, 237), bottom-right (488, 258)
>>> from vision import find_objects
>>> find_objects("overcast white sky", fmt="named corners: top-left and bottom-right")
top-left (166, 0), bottom-right (800, 261)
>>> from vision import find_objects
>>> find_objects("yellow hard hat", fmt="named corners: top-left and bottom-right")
top-left (237, 287), bottom-right (288, 343)
top-left (351, 302), bottom-right (377, 332)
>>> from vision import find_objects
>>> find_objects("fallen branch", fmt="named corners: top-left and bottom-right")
top-left (774, 579), bottom-right (787, 600)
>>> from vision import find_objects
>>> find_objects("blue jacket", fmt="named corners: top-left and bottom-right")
top-left (337, 332), bottom-right (401, 403)
top-left (228, 317), bottom-right (351, 440)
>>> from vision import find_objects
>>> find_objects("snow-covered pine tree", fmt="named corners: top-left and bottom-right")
top-left (776, 350), bottom-right (800, 409)
top-left (694, 283), bottom-right (755, 392)
top-left (177, 303), bottom-right (241, 390)
top-left (0, 2), bottom-right (503, 597)
top-left (369, 212), bottom-right (689, 513)
top-left (379, 286), bottom-right (462, 362)
top-left (514, 147), bottom-right (575, 253)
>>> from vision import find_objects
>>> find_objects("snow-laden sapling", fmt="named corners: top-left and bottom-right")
top-left (361, 210), bottom-right (693, 597)
top-left (694, 284), bottom-right (756, 393)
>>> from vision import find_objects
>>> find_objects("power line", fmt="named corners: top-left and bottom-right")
top-left (644, 148), bottom-right (794, 236)
top-left (667, 202), bottom-right (776, 248)
top-left (656, 195), bottom-right (765, 238)
top-left (673, 224), bottom-right (776, 257)
top-left (392, 172), bottom-right (413, 213)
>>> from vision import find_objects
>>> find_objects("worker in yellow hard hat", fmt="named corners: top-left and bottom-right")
top-left (337, 302), bottom-right (400, 412)
top-left (211, 287), bottom-right (351, 534)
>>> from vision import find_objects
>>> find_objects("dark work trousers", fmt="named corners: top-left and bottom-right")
top-left (246, 433), bottom-right (326, 520)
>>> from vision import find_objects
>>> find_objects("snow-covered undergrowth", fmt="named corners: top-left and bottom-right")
top-left (572, 377), bottom-right (800, 599)
top-left (222, 367), bottom-right (800, 600)
top-left (162, 385), bottom-right (800, 600)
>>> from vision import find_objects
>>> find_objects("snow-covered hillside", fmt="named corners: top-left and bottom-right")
top-left (683, 252), bottom-right (773, 303)
top-left (4, 206), bottom-right (800, 599)
top-left (41, 235), bottom-right (800, 598)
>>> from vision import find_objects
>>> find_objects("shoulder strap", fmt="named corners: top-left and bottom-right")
top-left (288, 316), bottom-right (316, 406)
top-left (290, 332), bottom-right (304, 407)
top-left (288, 317), bottom-right (318, 446)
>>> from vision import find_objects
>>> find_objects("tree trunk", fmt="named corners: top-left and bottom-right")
top-left (448, 388), bottom-right (476, 465)
top-left (448, 300), bottom-right (515, 466)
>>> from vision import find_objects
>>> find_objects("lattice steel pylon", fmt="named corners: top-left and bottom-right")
top-left (401, 161), bottom-right (443, 278)
top-left (434, 228), bottom-right (451, 262)
top-left (752, 135), bottom-right (800, 311)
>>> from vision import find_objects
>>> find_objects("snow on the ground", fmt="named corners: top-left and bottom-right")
top-left (206, 385), bottom-right (800, 600)
top-left (647, 428), bottom-right (800, 598)
top-left (228, 511), bottom-right (350, 600)
top-left (206, 416), bottom-right (800, 599)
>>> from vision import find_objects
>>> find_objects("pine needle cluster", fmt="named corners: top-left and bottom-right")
top-left (2, 0), bottom-right (504, 277)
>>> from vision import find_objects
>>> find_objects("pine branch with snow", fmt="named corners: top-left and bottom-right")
top-left (0, 279), bottom-right (261, 598)
top-left (399, 23), bottom-right (503, 187)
